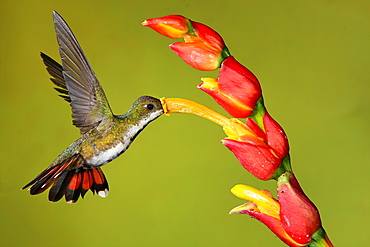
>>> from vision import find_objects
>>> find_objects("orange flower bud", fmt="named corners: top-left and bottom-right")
top-left (143, 15), bottom-right (227, 71)
top-left (142, 15), bottom-right (189, 39)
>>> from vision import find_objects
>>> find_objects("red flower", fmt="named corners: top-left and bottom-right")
top-left (198, 56), bottom-right (261, 118)
top-left (278, 172), bottom-right (322, 245)
top-left (141, 15), bottom-right (189, 39)
top-left (222, 110), bottom-right (289, 180)
top-left (142, 15), bottom-right (228, 71)
top-left (230, 173), bottom-right (332, 246)
top-left (230, 184), bottom-right (302, 246)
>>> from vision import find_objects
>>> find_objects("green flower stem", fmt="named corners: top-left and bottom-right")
top-left (249, 97), bottom-right (266, 131)
top-left (221, 46), bottom-right (231, 62)
top-left (309, 227), bottom-right (334, 247)
top-left (271, 153), bottom-right (293, 180)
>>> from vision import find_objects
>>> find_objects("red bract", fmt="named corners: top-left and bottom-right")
top-left (198, 56), bottom-right (261, 118)
top-left (142, 15), bottom-right (227, 71)
top-left (170, 34), bottom-right (223, 71)
top-left (230, 184), bottom-right (303, 247)
top-left (190, 21), bottom-right (224, 52)
top-left (141, 15), bottom-right (189, 39)
top-left (246, 211), bottom-right (304, 247)
top-left (222, 111), bottom-right (289, 180)
top-left (278, 172), bottom-right (321, 245)
top-left (230, 178), bottom-right (330, 246)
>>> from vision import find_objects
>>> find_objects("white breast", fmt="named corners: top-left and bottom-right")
top-left (86, 142), bottom-right (126, 166)
top-left (85, 110), bottom-right (162, 166)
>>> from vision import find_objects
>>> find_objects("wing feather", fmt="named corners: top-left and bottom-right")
top-left (52, 11), bottom-right (114, 134)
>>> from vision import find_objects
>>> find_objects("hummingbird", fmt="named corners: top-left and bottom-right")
top-left (22, 11), bottom-right (164, 203)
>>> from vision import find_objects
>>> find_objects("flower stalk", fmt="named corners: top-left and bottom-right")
top-left (147, 14), bottom-right (332, 246)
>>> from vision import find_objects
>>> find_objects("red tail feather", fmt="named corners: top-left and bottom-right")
top-left (22, 154), bottom-right (109, 203)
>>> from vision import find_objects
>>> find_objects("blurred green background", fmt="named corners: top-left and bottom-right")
top-left (1, 0), bottom-right (369, 246)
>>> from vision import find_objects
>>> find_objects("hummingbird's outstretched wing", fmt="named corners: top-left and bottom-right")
top-left (51, 10), bottom-right (114, 135)
top-left (41, 52), bottom-right (71, 103)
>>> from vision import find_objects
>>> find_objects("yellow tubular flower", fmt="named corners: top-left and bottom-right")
top-left (160, 97), bottom-right (265, 146)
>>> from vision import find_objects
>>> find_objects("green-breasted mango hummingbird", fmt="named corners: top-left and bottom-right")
top-left (22, 11), bottom-right (164, 203)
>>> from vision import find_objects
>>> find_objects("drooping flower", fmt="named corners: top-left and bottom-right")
top-left (198, 56), bottom-right (261, 118)
top-left (230, 184), bottom-right (302, 247)
top-left (142, 15), bottom-right (229, 71)
top-left (223, 107), bottom-right (289, 181)
top-left (230, 174), bottom-right (332, 246)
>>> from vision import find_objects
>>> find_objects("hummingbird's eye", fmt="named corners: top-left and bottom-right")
top-left (145, 103), bottom-right (155, 111)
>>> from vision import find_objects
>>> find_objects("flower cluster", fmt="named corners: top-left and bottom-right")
top-left (143, 15), bottom-right (333, 246)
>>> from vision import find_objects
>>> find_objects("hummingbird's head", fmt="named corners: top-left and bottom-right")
top-left (127, 96), bottom-right (164, 123)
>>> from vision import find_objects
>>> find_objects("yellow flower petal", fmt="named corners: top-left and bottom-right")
top-left (223, 118), bottom-right (266, 146)
top-left (200, 77), bottom-right (219, 90)
top-left (231, 184), bottom-right (280, 219)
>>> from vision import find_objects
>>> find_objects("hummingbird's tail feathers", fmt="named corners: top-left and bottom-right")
top-left (40, 52), bottom-right (71, 103)
top-left (21, 155), bottom-right (78, 194)
top-left (48, 167), bottom-right (109, 203)
top-left (22, 154), bottom-right (109, 203)
top-left (89, 168), bottom-right (109, 198)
